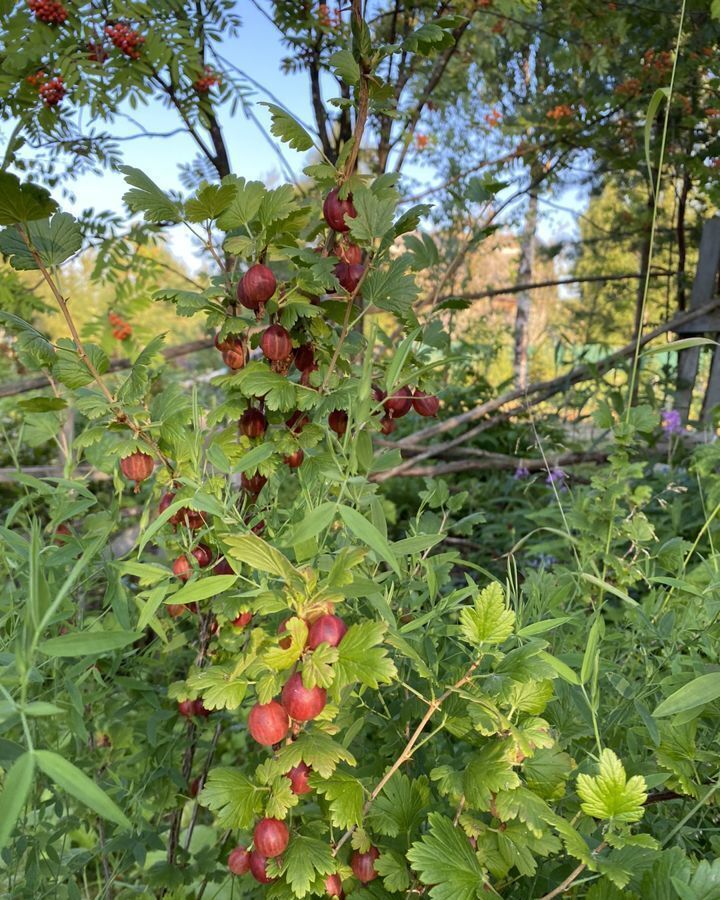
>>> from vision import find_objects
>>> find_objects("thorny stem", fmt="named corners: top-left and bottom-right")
top-left (332, 657), bottom-right (482, 855)
top-left (19, 227), bottom-right (174, 473)
top-left (341, 1), bottom-right (370, 181)
top-left (537, 841), bottom-right (607, 900)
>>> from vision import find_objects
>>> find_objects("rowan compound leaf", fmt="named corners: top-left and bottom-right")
top-left (276, 732), bottom-right (357, 780)
top-left (199, 768), bottom-right (264, 829)
top-left (282, 836), bottom-right (336, 897)
top-left (312, 771), bottom-right (364, 829)
top-left (334, 620), bottom-right (397, 689)
top-left (576, 749), bottom-right (647, 824)
top-left (459, 582), bottom-right (515, 646)
top-left (407, 813), bottom-right (488, 900)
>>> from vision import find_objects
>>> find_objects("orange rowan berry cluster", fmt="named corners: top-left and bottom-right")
top-left (193, 66), bottom-right (221, 93)
top-left (28, 0), bottom-right (67, 24)
top-left (87, 41), bottom-right (108, 63)
top-left (105, 22), bottom-right (144, 59)
top-left (547, 104), bottom-right (573, 121)
top-left (484, 108), bottom-right (502, 127)
top-left (26, 70), bottom-right (47, 88)
top-left (414, 133), bottom-right (429, 149)
top-left (317, 3), bottom-right (341, 26)
top-left (642, 49), bottom-right (672, 77)
top-left (615, 78), bottom-right (642, 97)
top-left (39, 77), bottom-right (65, 107)
top-left (109, 311), bottom-right (132, 340)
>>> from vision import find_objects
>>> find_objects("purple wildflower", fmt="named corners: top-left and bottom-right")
top-left (514, 465), bottom-right (530, 479)
top-left (661, 409), bottom-right (683, 435)
top-left (546, 467), bottom-right (567, 490)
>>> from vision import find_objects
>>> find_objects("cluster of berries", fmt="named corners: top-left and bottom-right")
top-left (108, 311), bottom-right (131, 340)
top-left (484, 108), bottom-right (502, 127)
top-left (104, 22), bottom-right (144, 58)
top-left (193, 66), bottom-right (221, 93)
top-left (28, 0), bottom-right (67, 24)
top-left (316, 2), bottom-right (341, 27)
top-left (546, 104), bottom-right (573, 121)
top-left (39, 77), bottom-right (65, 107)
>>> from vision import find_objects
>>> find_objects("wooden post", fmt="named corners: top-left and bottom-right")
top-left (674, 217), bottom-right (720, 423)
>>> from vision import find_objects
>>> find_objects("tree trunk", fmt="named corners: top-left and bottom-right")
top-left (512, 187), bottom-right (539, 389)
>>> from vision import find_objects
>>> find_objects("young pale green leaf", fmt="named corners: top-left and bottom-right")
top-left (334, 620), bottom-right (397, 689)
top-left (185, 182), bottom-right (236, 222)
top-left (216, 178), bottom-right (266, 229)
top-left (653, 673), bottom-right (720, 718)
top-left (38, 630), bottom-right (143, 658)
top-left (35, 750), bottom-right (130, 828)
top-left (276, 732), bottom-right (357, 780)
top-left (0, 173), bottom-right (57, 224)
top-left (459, 582), bottom-right (515, 646)
top-left (301, 642), bottom-right (338, 689)
top-left (199, 768), bottom-right (264, 829)
top-left (384, 327), bottom-right (421, 392)
top-left (407, 812), bottom-right (488, 900)
top-left (222, 532), bottom-right (300, 582)
top-left (576, 749), bottom-right (647, 824)
top-left (263, 617), bottom-right (308, 671)
top-left (188, 664), bottom-right (248, 709)
top-left (0, 752), bottom-right (35, 851)
top-left (282, 835), bottom-right (336, 897)
top-left (120, 166), bottom-right (182, 223)
top-left (261, 103), bottom-right (315, 151)
top-left (338, 506), bottom-right (401, 576)
top-left (236, 443), bottom-right (275, 473)
top-left (329, 49), bottom-right (360, 84)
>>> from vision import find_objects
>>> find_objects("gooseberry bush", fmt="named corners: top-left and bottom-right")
top-left (2, 10), bottom-right (716, 900)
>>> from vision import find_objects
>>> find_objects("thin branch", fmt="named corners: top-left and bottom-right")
top-left (333, 656), bottom-right (483, 856)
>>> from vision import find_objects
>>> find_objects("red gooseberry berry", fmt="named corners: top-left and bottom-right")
top-left (323, 187), bottom-right (357, 233)
top-left (350, 847), bottom-right (380, 883)
top-left (281, 672), bottom-right (327, 722)
top-left (307, 614), bottom-right (348, 650)
top-left (248, 700), bottom-right (290, 745)
top-left (253, 817), bottom-right (289, 858)
top-left (227, 846), bottom-right (251, 875)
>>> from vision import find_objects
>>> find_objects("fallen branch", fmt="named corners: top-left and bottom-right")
top-left (0, 337), bottom-right (214, 400)
top-left (371, 450), bottom-right (608, 480)
top-left (383, 297), bottom-right (720, 473)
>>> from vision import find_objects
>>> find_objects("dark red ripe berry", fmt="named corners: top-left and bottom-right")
top-left (335, 240), bottom-right (362, 265)
top-left (323, 188), bottom-right (357, 233)
top-left (294, 343), bottom-right (315, 372)
top-left (120, 451), bottom-right (154, 484)
top-left (284, 449), bottom-right (304, 469)
top-left (384, 388), bottom-right (413, 419)
top-left (240, 407), bottom-right (268, 438)
top-left (261, 324), bottom-right (292, 361)
top-left (178, 699), bottom-right (195, 718)
top-left (232, 611), bottom-right (253, 630)
top-left (236, 279), bottom-right (255, 310)
top-left (222, 347), bottom-right (246, 370)
top-left (192, 544), bottom-right (213, 568)
top-left (228, 846), bottom-right (251, 875)
top-left (307, 614), bottom-right (348, 650)
top-left (372, 386), bottom-right (387, 404)
top-left (214, 331), bottom-right (231, 352)
top-left (159, 491), bottom-right (175, 515)
top-left (242, 264), bottom-right (277, 306)
top-left (249, 850), bottom-right (275, 884)
top-left (172, 507), bottom-right (205, 530)
top-left (281, 672), bottom-right (327, 722)
top-left (172, 556), bottom-right (192, 581)
top-left (351, 847), bottom-right (379, 883)
top-left (380, 415), bottom-right (397, 435)
top-left (253, 818), bottom-right (289, 858)
top-left (287, 762), bottom-right (313, 795)
top-left (38, 76), bottom-right (65, 107)
top-left (213, 557), bottom-right (234, 575)
top-left (189, 776), bottom-right (201, 798)
top-left (248, 701), bottom-right (290, 745)
top-left (412, 389), bottom-right (440, 417)
top-left (328, 410), bottom-right (348, 436)
top-left (334, 261), bottom-right (364, 293)
top-left (286, 410), bottom-right (310, 434)
top-left (241, 472), bottom-right (267, 496)
top-left (325, 873), bottom-right (344, 898)
top-left (167, 603), bottom-right (186, 618)
top-left (193, 698), bottom-right (211, 718)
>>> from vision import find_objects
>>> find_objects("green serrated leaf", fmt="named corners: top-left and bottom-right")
top-left (577, 749), bottom-right (647, 824)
